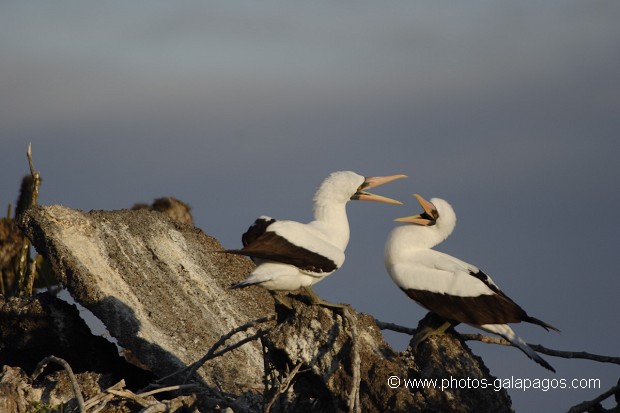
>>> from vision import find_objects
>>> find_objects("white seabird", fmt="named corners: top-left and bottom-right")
top-left (227, 171), bottom-right (406, 306)
top-left (384, 194), bottom-right (559, 372)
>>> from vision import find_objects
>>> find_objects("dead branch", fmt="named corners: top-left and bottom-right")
top-left (17, 143), bottom-right (42, 296)
top-left (460, 333), bottom-right (620, 366)
top-left (376, 319), bottom-right (620, 366)
top-left (567, 380), bottom-right (620, 413)
top-left (342, 308), bottom-right (361, 413)
top-left (142, 315), bottom-right (274, 392)
top-left (138, 383), bottom-right (200, 398)
top-left (31, 355), bottom-right (86, 413)
top-left (107, 388), bottom-right (154, 408)
top-left (375, 319), bottom-right (416, 336)
top-left (378, 318), bottom-right (620, 412)
top-left (264, 362), bottom-right (303, 413)
top-left (83, 379), bottom-right (126, 412)
top-left (183, 314), bottom-right (275, 383)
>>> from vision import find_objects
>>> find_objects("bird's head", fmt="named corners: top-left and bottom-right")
top-left (388, 194), bottom-right (456, 249)
top-left (314, 171), bottom-right (406, 205)
top-left (394, 194), bottom-right (440, 226)
top-left (395, 194), bottom-right (456, 231)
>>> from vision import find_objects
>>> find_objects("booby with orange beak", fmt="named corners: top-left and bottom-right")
top-left (228, 171), bottom-right (406, 306)
top-left (384, 194), bottom-right (559, 372)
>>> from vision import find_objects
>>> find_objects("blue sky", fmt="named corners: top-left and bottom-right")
top-left (2, 2), bottom-right (620, 410)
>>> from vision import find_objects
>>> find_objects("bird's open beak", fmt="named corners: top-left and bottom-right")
top-left (394, 194), bottom-right (438, 225)
top-left (351, 174), bottom-right (407, 204)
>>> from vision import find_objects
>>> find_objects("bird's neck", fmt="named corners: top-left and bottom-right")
top-left (385, 225), bottom-right (450, 259)
top-left (312, 201), bottom-right (350, 249)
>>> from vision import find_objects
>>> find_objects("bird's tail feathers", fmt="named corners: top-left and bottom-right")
top-left (523, 315), bottom-right (561, 333)
top-left (479, 324), bottom-right (556, 373)
top-left (229, 279), bottom-right (260, 289)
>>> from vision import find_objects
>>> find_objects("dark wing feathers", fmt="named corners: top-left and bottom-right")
top-left (403, 288), bottom-right (528, 326)
top-left (226, 217), bottom-right (338, 273)
top-left (403, 269), bottom-right (559, 331)
top-left (242, 217), bottom-right (276, 248)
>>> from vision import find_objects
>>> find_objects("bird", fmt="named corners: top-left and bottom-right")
top-left (384, 193), bottom-right (559, 372)
top-left (226, 171), bottom-right (406, 307)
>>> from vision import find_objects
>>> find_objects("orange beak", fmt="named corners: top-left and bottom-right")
top-left (351, 174), bottom-right (407, 205)
top-left (394, 194), bottom-right (438, 225)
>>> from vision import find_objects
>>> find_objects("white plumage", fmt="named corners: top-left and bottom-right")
top-left (385, 194), bottom-right (559, 372)
top-left (228, 171), bottom-right (406, 293)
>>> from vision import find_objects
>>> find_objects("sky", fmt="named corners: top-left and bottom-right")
top-left (2, 2), bottom-right (620, 411)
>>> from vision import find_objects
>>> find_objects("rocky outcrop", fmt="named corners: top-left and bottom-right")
top-left (1, 204), bottom-right (515, 412)
top-left (261, 300), bottom-right (512, 413)
top-left (18, 205), bottom-right (273, 394)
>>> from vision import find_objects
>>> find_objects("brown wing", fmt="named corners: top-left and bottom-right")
top-left (241, 217), bottom-right (276, 248)
top-left (403, 287), bottom-right (528, 325)
top-left (402, 270), bottom-right (559, 331)
top-left (226, 217), bottom-right (338, 273)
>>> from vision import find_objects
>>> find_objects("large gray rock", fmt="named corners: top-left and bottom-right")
top-left (262, 301), bottom-right (513, 413)
top-left (19, 205), bottom-right (272, 394)
top-left (16, 204), bottom-right (514, 412)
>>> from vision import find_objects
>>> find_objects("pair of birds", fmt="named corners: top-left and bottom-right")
top-left (225, 171), bottom-right (559, 372)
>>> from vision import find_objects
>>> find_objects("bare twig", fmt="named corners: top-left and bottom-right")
top-left (182, 315), bottom-right (274, 382)
top-left (138, 384), bottom-right (200, 398)
top-left (376, 319), bottom-right (620, 366)
top-left (31, 355), bottom-right (86, 413)
top-left (140, 396), bottom-right (193, 413)
top-left (264, 362), bottom-right (303, 413)
top-left (107, 389), bottom-right (154, 408)
top-left (83, 379), bottom-right (126, 412)
top-left (460, 333), bottom-right (620, 366)
top-left (17, 143), bottom-right (42, 296)
top-left (145, 315), bottom-right (275, 389)
top-left (185, 328), bottom-right (271, 382)
top-left (342, 308), bottom-right (361, 413)
top-left (85, 380), bottom-right (200, 413)
top-left (375, 319), bottom-right (416, 336)
top-left (567, 381), bottom-right (620, 413)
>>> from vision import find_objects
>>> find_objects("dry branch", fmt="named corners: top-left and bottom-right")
top-left (183, 315), bottom-right (275, 383)
top-left (376, 319), bottom-right (620, 366)
top-left (264, 362), bottom-right (303, 413)
top-left (567, 381), bottom-right (620, 413)
top-left (460, 333), bottom-right (620, 366)
top-left (31, 355), bottom-right (86, 413)
top-left (144, 314), bottom-right (275, 390)
top-left (17, 143), bottom-right (42, 296)
top-left (83, 379), bottom-right (126, 412)
top-left (342, 308), bottom-right (361, 413)
top-left (377, 318), bottom-right (620, 413)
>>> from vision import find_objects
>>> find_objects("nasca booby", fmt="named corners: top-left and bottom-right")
top-left (228, 171), bottom-right (406, 307)
top-left (384, 194), bottom-right (559, 372)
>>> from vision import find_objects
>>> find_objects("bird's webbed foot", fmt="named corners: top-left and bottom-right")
top-left (412, 320), bottom-right (453, 350)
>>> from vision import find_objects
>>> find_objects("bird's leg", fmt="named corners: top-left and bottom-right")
top-left (300, 287), bottom-right (349, 310)
top-left (269, 291), bottom-right (294, 310)
top-left (412, 321), bottom-right (453, 350)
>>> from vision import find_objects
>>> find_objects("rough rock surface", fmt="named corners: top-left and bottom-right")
top-left (0, 293), bottom-right (155, 388)
top-left (262, 300), bottom-right (513, 413)
top-left (19, 205), bottom-right (273, 394)
top-left (409, 313), bottom-right (514, 412)
top-left (9, 204), bottom-right (515, 412)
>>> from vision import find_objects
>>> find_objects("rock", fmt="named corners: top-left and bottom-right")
top-left (0, 365), bottom-right (196, 413)
top-left (408, 313), bottom-right (513, 413)
top-left (0, 366), bottom-right (37, 413)
top-left (262, 300), bottom-right (512, 413)
top-left (131, 196), bottom-right (193, 225)
top-left (0, 293), bottom-right (154, 387)
top-left (15, 204), bottom-right (514, 412)
top-left (19, 205), bottom-right (273, 394)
